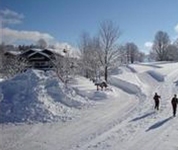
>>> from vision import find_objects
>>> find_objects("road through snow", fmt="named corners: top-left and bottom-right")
top-left (1, 62), bottom-right (178, 150)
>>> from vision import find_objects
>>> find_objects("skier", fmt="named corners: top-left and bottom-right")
top-left (171, 94), bottom-right (178, 117)
top-left (153, 92), bottom-right (161, 110)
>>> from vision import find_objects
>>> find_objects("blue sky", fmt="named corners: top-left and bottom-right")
top-left (0, 0), bottom-right (178, 53)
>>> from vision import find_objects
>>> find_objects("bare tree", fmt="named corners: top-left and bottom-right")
top-left (167, 44), bottom-right (178, 61)
top-left (117, 45), bottom-right (127, 64)
top-left (148, 50), bottom-right (157, 61)
top-left (79, 32), bottom-right (101, 80)
top-left (52, 49), bottom-right (77, 86)
top-left (152, 31), bottom-right (170, 61)
top-left (137, 51), bottom-right (145, 62)
top-left (173, 38), bottom-right (178, 48)
top-left (125, 42), bottom-right (139, 63)
top-left (78, 32), bottom-right (90, 78)
top-left (0, 43), bottom-right (27, 79)
top-left (1, 55), bottom-right (27, 79)
top-left (52, 54), bottom-right (66, 83)
top-left (99, 20), bottom-right (121, 82)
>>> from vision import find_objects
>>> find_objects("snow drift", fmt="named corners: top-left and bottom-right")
top-left (0, 70), bottom-right (89, 123)
top-left (109, 77), bottom-right (141, 95)
top-left (146, 70), bottom-right (165, 82)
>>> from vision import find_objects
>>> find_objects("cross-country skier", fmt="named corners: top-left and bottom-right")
top-left (171, 94), bottom-right (178, 117)
top-left (153, 92), bottom-right (161, 110)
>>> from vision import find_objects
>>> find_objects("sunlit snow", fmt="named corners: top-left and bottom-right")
top-left (1, 62), bottom-right (178, 150)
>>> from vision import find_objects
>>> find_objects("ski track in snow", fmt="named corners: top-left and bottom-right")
top-left (71, 64), bottom-right (178, 150)
top-left (1, 62), bottom-right (178, 150)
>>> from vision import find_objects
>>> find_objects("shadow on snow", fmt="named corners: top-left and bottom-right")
top-left (130, 111), bottom-right (155, 122)
top-left (146, 116), bottom-right (172, 132)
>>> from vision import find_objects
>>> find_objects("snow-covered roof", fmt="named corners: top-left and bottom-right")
top-left (28, 48), bottom-right (44, 52)
top-left (20, 48), bottom-right (56, 58)
top-left (28, 51), bottom-right (51, 59)
top-left (4, 50), bottom-right (21, 55)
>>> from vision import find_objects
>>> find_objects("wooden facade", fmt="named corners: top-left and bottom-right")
top-left (20, 49), bottom-right (56, 70)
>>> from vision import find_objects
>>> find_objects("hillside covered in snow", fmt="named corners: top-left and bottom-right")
top-left (1, 62), bottom-right (178, 150)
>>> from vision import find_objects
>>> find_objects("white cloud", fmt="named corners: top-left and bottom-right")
top-left (0, 8), bottom-right (79, 56)
top-left (0, 27), bottom-right (80, 57)
top-left (174, 24), bottom-right (178, 33)
top-left (1, 27), bottom-right (54, 44)
top-left (142, 42), bottom-right (153, 54)
top-left (0, 9), bottom-right (24, 25)
top-left (144, 42), bottom-right (153, 49)
top-left (0, 9), bottom-right (54, 44)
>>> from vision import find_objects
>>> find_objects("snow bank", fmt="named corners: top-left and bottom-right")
top-left (70, 76), bottom-right (115, 101)
top-left (126, 65), bottom-right (137, 73)
top-left (73, 86), bottom-right (114, 101)
top-left (109, 77), bottom-right (141, 95)
top-left (0, 70), bottom-right (89, 123)
top-left (110, 67), bottom-right (123, 75)
top-left (174, 80), bottom-right (178, 86)
top-left (147, 70), bottom-right (165, 82)
top-left (137, 63), bottom-right (162, 68)
top-left (45, 79), bottom-right (88, 108)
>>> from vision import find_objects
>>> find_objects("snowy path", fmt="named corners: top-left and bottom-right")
top-left (71, 64), bottom-right (178, 150)
top-left (78, 64), bottom-right (178, 150)
top-left (1, 62), bottom-right (178, 150)
top-left (0, 89), bottom-right (138, 150)
top-left (0, 75), bottom-right (139, 150)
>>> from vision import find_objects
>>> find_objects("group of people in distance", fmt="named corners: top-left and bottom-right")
top-left (153, 93), bottom-right (178, 117)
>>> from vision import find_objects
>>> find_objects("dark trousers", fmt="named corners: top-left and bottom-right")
top-left (155, 100), bottom-right (159, 110)
top-left (172, 104), bottom-right (177, 116)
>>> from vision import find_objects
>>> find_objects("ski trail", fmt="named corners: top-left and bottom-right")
top-left (70, 93), bottom-right (139, 150)
top-left (2, 63), bottom-right (178, 150)
top-left (125, 69), bottom-right (178, 150)
top-left (125, 116), bottom-right (176, 150)
top-left (71, 80), bottom-right (153, 149)
top-left (74, 67), bottom-right (178, 150)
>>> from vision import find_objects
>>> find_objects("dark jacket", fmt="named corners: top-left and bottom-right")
top-left (154, 94), bottom-right (160, 101)
top-left (171, 97), bottom-right (178, 105)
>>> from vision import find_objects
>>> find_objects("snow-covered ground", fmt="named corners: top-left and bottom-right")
top-left (1, 62), bottom-right (178, 150)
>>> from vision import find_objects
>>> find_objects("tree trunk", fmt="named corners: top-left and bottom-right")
top-left (104, 66), bottom-right (107, 82)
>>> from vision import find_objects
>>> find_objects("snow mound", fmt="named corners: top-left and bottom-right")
top-left (109, 77), bottom-right (141, 95)
top-left (0, 70), bottom-right (89, 123)
top-left (69, 76), bottom-right (115, 102)
top-left (174, 80), bottom-right (178, 86)
top-left (137, 63), bottom-right (162, 68)
top-left (126, 65), bottom-right (137, 73)
top-left (147, 70), bottom-right (165, 82)
top-left (45, 79), bottom-right (87, 108)
top-left (110, 67), bottom-right (123, 75)
top-left (73, 84), bottom-right (114, 101)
